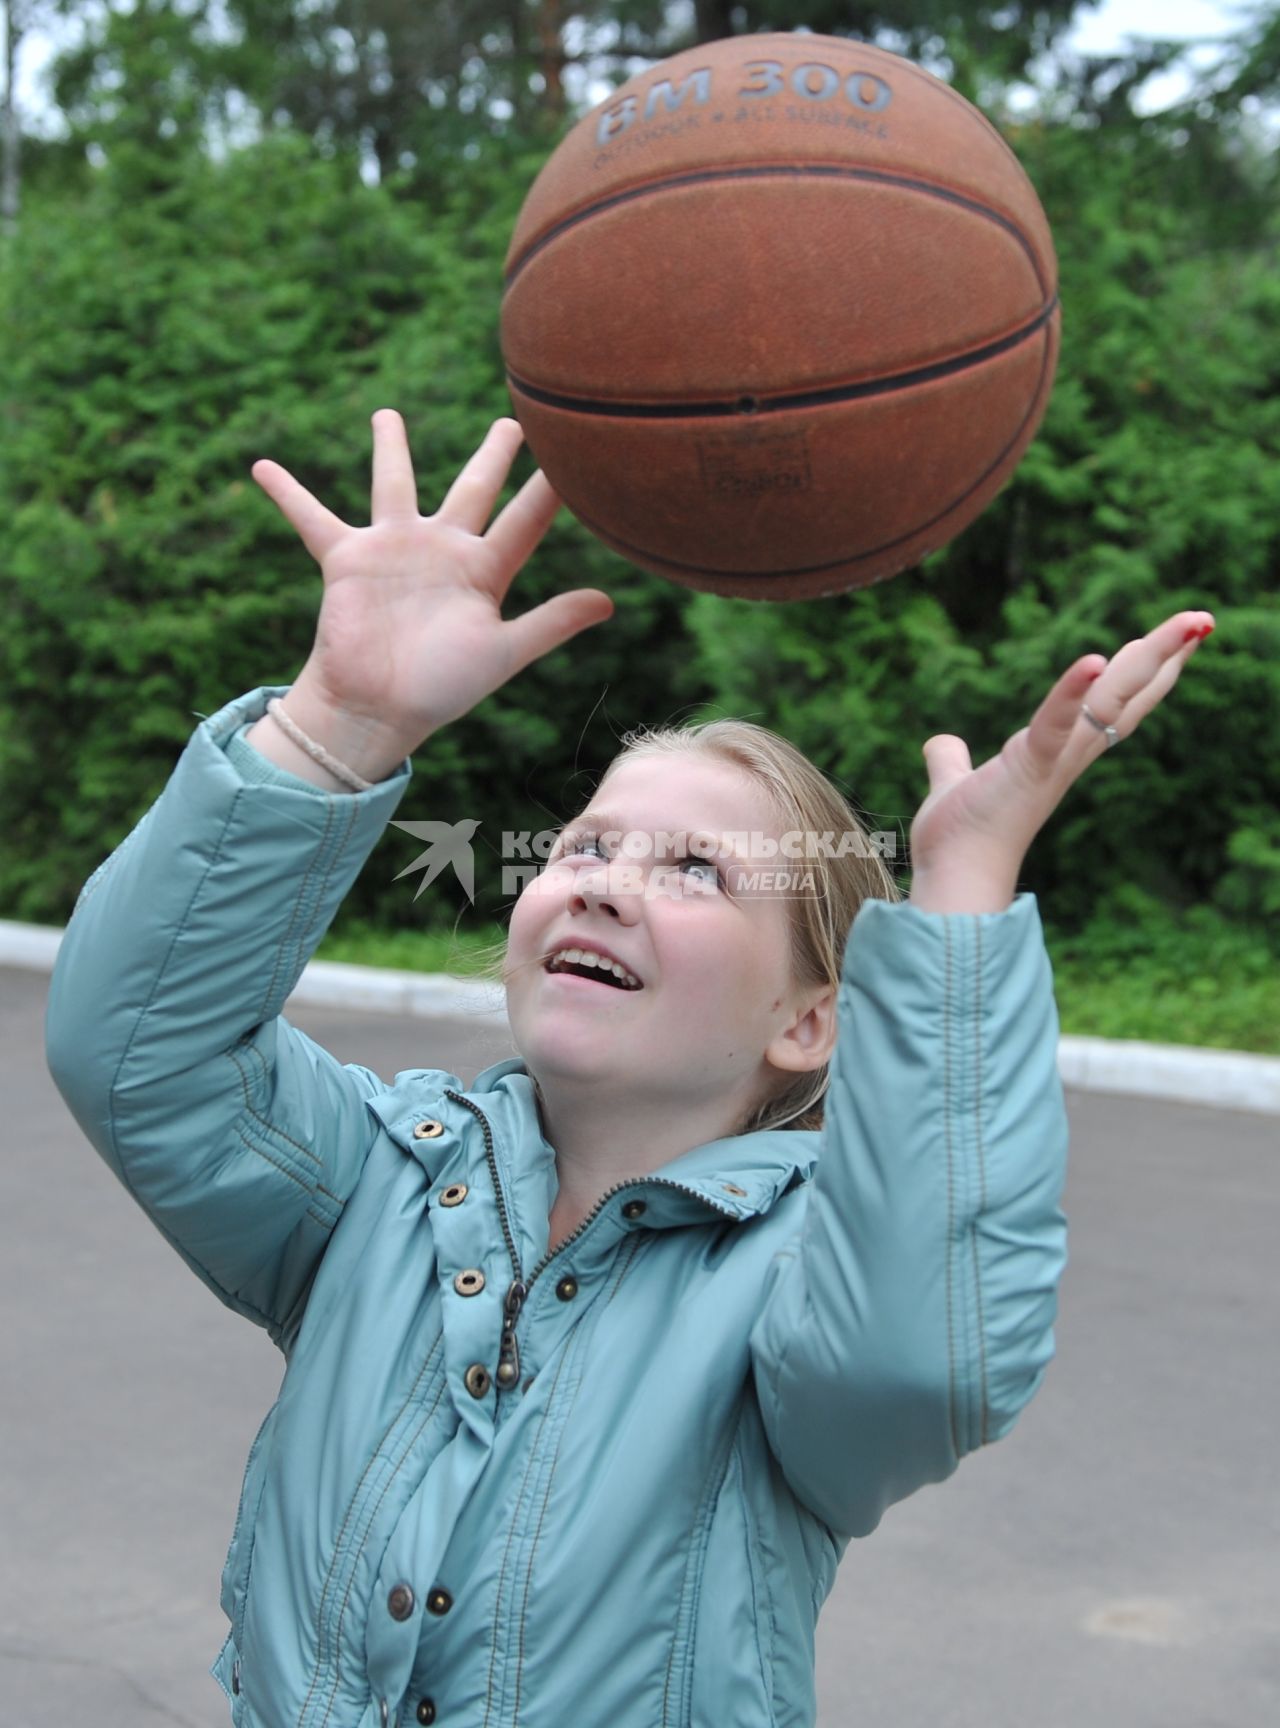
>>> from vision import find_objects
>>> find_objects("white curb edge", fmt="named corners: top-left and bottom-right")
top-left (5, 919), bottom-right (1277, 1116)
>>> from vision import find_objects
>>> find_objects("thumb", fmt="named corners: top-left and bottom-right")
top-left (921, 734), bottom-right (973, 794)
top-left (504, 589), bottom-right (615, 672)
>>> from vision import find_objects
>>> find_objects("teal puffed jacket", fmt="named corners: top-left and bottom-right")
top-left (45, 685), bottom-right (1070, 1728)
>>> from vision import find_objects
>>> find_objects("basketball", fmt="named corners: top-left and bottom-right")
top-left (500, 33), bottom-right (1060, 602)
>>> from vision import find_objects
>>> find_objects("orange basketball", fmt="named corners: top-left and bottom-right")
top-left (500, 32), bottom-right (1060, 602)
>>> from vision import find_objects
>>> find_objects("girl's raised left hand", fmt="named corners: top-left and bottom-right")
top-left (906, 609), bottom-right (1216, 913)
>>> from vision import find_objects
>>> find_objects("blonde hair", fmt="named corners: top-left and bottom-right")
top-left (468, 718), bottom-right (904, 1134)
top-left (614, 720), bottom-right (903, 1131)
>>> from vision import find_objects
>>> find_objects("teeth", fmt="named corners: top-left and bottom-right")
top-left (547, 947), bottom-right (641, 989)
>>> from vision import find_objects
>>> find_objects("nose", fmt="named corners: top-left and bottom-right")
top-left (567, 857), bottom-right (644, 923)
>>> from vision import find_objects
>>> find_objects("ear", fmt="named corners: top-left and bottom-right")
top-left (764, 985), bottom-right (838, 1077)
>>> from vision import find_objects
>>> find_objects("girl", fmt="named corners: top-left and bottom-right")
top-left (46, 411), bottom-right (1214, 1728)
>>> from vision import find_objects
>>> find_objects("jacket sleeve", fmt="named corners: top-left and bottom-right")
top-left (44, 685), bottom-right (414, 1350)
top-left (748, 890), bottom-right (1069, 1539)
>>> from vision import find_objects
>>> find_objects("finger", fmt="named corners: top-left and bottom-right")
top-left (251, 459), bottom-right (349, 563)
top-left (1021, 655), bottom-right (1111, 774)
top-left (435, 418), bottom-right (526, 535)
top-left (1090, 623), bottom-right (1207, 737)
top-left (484, 469), bottom-right (564, 595)
top-left (920, 734), bottom-right (973, 795)
top-left (1098, 610), bottom-right (1215, 704)
top-left (1066, 609), bottom-right (1216, 753)
top-left (370, 408), bottom-right (420, 521)
top-left (502, 589), bottom-right (615, 673)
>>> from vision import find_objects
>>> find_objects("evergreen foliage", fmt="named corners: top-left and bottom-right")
top-left (2, 0), bottom-right (1277, 985)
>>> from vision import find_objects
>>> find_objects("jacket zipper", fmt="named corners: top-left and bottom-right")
top-left (443, 1089), bottom-right (739, 1390)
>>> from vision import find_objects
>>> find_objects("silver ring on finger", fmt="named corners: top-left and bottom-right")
top-left (1080, 700), bottom-right (1121, 749)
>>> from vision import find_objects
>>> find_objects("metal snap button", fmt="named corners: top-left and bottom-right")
top-left (413, 1119), bottom-right (445, 1139)
top-left (464, 1363), bottom-right (491, 1399)
top-left (555, 1275), bottom-right (579, 1301)
top-left (454, 1268), bottom-right (485, 1297)
top-left (440, 1182), bottom-right (468, 1206)
top-left (495, 1360), bottom-right (519, 1388)
top-left (621, 1199), bottom-right (647, 1220)
top-left (387, 1582), bottom-right (415, 1620)
top-left (416, 1701), bottom-right (437, 1726)
top-left (427, 1586), bottom-right (453, 1616)
top-left (722, 1183), bottom-right (748, 1197)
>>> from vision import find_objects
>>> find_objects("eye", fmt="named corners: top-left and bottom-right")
top-left (650, 850), bottom-right (726, 895)
top-left (550, 830), bottom-right (725, 891)
top-left (673, 853), bottom-right (722, 889)
top-left (553, 826), bottom-right (603, 861)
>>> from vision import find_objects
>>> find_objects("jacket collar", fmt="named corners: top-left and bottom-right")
top-left (466, 1057), bottom-right (816, 1225)
top-left (366, 1056), bottom-right (815, 1229)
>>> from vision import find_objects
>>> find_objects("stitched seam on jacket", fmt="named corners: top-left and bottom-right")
top-left (231, 1125), bottom-right (312, 1195)
top-left (230, 1041), bottom-right (324, 1167)
top-left (309, 1344), bottom-right (447, 1727)
top-left (734, 1428), bottom-right (778, 1725)
top-left (224, 1089), bottom-right (339, 1243)
top-left (944, 919), bottom-right (960, 1460)
top-left (482, 1418), bottom-right (549, 1725)
top-left (282, 789), bottom-right (357, 1032)
top-left (226, 1060), bottom-right (326, 1185)
top-left (482, 1333), bottom-right (580, 1728)
top-left (315, 1378), bottom-right (449, 1728)
top-left (661, 1408), bottom-right (741, 1728)
top-left (73, 804), bottom-right (153, 913)
top-left (226, 1407), bottom-right (274, 1565)
top-left (305, 1178), bottom-right (344, 1229)
top-left (511, 1374), bottom-right (582, 1723)
top-left (973, 920), bottom-right (990, 1446)
top-left (744, 1245), bottom-right (799, 1517)
top-left (99, 781), bottom-right (356, 1328)
top-left (604, 1231), bottom-right (645, 1303)
top-left (509, 1248), bottom-right (636, 1727)
top-left (261, 793), bottom-right (341, 1019)
top-left (810, 1519), bottom-right (841, 1622)
top-left (104, 794), bottom-right (250, 1313)
top-left (494, 1237), bottom-right (649, 1721)
top-left (223, 1120), bottom-right (338, 1236)
top-left (230, 1410), bottom-right (278, 1657)
top-left (298, 1336), bottom-right (446, 1728)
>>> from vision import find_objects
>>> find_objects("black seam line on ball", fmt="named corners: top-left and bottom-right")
top-left (503, 164), bottom-right (1049, 297)
top-left (557, 318), bottom-right (1057, 585)
top-left (505, 295), bottom-right (1058, 422)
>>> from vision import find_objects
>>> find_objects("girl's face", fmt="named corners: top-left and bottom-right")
top-left (504, 752), bottom-right (821, 1121)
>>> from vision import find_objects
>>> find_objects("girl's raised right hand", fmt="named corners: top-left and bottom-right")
top-left (251, 410), bottom-right (614, 776)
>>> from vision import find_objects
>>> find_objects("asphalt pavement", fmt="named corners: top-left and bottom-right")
top-left (3, 965), bottom-right (1276, 1728)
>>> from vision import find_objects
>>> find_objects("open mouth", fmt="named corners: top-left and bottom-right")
top-left (544, 953), bottom-right (643, 992)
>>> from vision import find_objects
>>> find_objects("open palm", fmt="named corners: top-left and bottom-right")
top-left (910, 610), bottom-right (1216, 883)
top-left (251, 411), bottom-right (614, 741)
